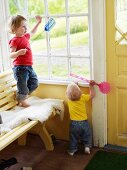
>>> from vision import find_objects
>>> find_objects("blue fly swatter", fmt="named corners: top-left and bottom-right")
top-left (44, 18), bottom-right (56, 31)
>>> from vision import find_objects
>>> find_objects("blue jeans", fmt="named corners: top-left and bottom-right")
top-left (12, 66), bottom-right (38, 101)
top-left (69, 120), bottom-right (92, 152)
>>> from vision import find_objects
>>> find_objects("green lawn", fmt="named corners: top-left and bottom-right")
top-left (31, 31), bottom-right (88, 52)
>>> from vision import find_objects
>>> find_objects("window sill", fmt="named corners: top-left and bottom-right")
top-left (38, 78), bottom-right (89, 87)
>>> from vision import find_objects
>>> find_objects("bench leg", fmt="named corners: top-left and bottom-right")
top-left (18, 133), bottom-right (27, 146)
top-left (38, 122), bottom-right (54, 151)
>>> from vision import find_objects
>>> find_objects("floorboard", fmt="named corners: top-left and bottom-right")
top-left (0, 134), bottom-right (98, 170)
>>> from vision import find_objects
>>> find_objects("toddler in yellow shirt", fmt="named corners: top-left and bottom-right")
top-left (66, 81), bottom-right (95, 156)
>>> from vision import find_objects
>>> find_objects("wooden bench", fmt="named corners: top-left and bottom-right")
top-left (0, 70), bottom-right (57, 151)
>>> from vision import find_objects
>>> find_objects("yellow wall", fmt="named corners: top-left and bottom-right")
top-left (33, 84), bottom-right (92, 140)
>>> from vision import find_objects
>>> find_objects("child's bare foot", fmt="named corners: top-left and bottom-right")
top-left (84, 147), bottom-right (90, 154)
top-left (19, 100), bottom-right (30, 107)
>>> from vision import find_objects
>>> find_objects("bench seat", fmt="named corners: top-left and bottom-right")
top-left (0, 70), bottom-right (64, 151)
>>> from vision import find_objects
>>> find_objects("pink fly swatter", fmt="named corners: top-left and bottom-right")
top-left (70, 73), bottom-right (110, 94)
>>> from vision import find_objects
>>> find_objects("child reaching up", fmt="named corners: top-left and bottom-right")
top-left (8, 15), bottom-right (42, 107)
top-left (66, 81), bottom-right (95, 156)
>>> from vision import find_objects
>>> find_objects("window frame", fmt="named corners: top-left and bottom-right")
top-left (0, 0), bottom-right (10, 72)
top-left (1, 0), bottom-right (92, 84)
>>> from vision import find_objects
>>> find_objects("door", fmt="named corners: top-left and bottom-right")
top-left (107, 0), bottom-right (127, 146)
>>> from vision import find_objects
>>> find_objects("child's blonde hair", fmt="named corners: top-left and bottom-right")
top-left (8, 15), bottom-right (26, 34)
top-left (66, 82), bottom-right (81, 101)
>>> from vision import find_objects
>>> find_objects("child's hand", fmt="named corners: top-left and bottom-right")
top-left (35, 15), bottom-right (42, 24)
top-left (89, 80), bottom-right (96, 86)
top-left (74, 81), bottom-right (79, 86)
top-left (17, 49), bottom-right (27, 56)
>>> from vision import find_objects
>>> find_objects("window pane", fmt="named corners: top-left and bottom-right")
top-left (68, 0), bottom-right (88, 14)
top-left (116, 0), bottom-right (127, 44)
top-left (51, 57), bottom-right (68, 79)
top-left (33, 56), bottom-right (48, 78)
top-left (47, 0), bottom-right (65, 14)
top-left (31, 38), bottom-right (47, 55)
top-left (50, 18), bottom-right (67, 56)
top-left (70, 16), bottom-right (89, 56)
top-left (9, 0), bottom-right (25, 15)
top-left (71, 58), bottom-right (90, 79)
top-left (28, 0), bottom-right (44, 15)
top-left (116, 0), bottom-right (127, 32)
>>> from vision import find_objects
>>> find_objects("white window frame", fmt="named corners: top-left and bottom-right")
top-left (91, 0), bottom-right (107, 147)
top-left (3, 0), bottom-right (92, 83)
top-left (0, 0), bottom-right (10, 71)
top-left (0, 0), bottom-right (107, 147)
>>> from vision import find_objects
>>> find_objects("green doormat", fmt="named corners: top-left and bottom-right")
top-left (84, 150), bottom-right (127, 170)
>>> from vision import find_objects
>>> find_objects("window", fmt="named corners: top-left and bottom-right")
top-left (7, 0), bottom-right (92, 82)
top-left (116, 0), bottom-right (127, 44)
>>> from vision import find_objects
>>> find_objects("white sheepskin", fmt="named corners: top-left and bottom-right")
top-left (0, 96), bottom-right (64, 134)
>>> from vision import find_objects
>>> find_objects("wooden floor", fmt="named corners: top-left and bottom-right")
top-left (0, 134), bottom-right (99, 170)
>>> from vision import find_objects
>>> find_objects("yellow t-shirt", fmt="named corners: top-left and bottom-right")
top-left (67, 94), bottom-right (90, 121)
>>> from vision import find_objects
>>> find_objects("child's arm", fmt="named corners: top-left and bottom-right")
top-left (10, 47), bottom-right (27, 59)
top-left (89, 80), bottom-right (96, 99)
top-left (30, 15), bottom-right (42, 36)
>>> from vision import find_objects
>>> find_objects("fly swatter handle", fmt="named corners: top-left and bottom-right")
top-left (70, 73), bottom-right (90, 83)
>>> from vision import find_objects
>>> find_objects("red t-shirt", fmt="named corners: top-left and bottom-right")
top-left (9, 33), bottom-right (33, 66)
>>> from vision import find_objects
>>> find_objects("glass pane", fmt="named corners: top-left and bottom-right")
top-left (116, 31), bottom-right (122, 42)
top-left (28, 0), bottom-right (44, 15)
top-left (31, 38), bottom-right (47, 55)
top-left (51, 57), bottom-right (68, 79)
top-left (8, 0), bottom-right (18, 15)
top-left (47, 0), bottom-right (65, 14)
top-left (9, 0), bottom-right (25, 15)
top-left (71, 58), bottom-right (90, 80)
top-left (33, 56), bottom-right (48, 77)
top-left (70, 16), bottom-right (89, 56)
top-left (116, 0), bottom-right (127, 44)
top-left (68, 0), bottom-right (88, 14)
top-left (50, 18), bottom-right (67, 56)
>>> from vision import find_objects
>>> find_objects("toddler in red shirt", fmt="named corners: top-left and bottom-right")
top-left (9, 15), bottom-right (42, 107)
